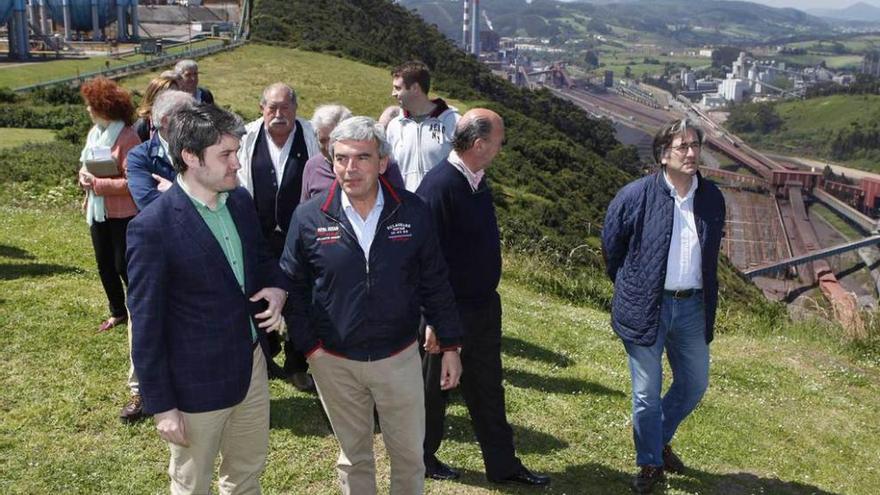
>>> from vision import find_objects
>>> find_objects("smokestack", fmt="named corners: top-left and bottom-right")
top-left (471, 0), bottom-right (480, 56)
top-left (462, 0), bottom-right (470, 52)
top-left (62, 0), bottom-right (71, 40)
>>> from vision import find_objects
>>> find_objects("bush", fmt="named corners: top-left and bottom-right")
top-left (0, 87), bottom-right (17, 103)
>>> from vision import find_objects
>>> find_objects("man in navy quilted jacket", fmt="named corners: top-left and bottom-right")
top-left (601, 118), bottom-right (726, 494)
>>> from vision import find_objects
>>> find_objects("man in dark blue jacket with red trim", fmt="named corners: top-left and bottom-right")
top-left (280, 116), bottom-right (462, 494)
top-left (602, 118), bottom-right (726, 494)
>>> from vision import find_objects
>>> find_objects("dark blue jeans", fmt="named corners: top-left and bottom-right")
top-left (623, 293), bottom-right (710, 467)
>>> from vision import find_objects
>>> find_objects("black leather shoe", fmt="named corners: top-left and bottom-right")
top-left (663, 444), bottom-right (685, 474)
top-left (631, 466), bottom-right (665, 494)
top-left (425, 458), bottom-right (460, 480)
top-left (490, 466), bottom-right (551, 486)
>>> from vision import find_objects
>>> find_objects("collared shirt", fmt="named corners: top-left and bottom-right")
top-left (447, 150), bottom-right (484, 192)
top-left (177, 177), bottom-right (257, 341)
top-left (264, 123), bottom-right (296, 183)
top-left (157, 132), bottom-right (171, 161)
top-left (663, 172), bottom-right (703, 291)
top-left (341, 185), bottom-right (385, 260)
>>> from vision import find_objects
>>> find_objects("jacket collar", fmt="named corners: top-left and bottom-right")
top-left (655, 169), bottom-right (705, 196)
top-left (402, 98), bottom-right (450, 119)
top-left (321, 175), bottom-right (402, 220)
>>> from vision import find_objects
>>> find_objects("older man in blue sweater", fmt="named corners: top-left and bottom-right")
top-left (416, 108), bottom-right (551, 487)
top-left (602, 118), bottom-right (726, 494)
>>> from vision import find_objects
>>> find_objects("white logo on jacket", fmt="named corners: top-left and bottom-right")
top-left (386, 222), bottom-right (413, 242)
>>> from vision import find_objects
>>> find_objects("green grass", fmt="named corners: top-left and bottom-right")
top-left (0, 38), bottom-right (224, 89)
top-left (811, 203), bottom-right (864, 240)
top-left (774, 53), bottom-right (862, 70)
top-left (588, 52), bottom-right (707, 79)
top-left (1, 203), bottom-right (879, 494)
top-left (121, 44), bottom-right (470, 123)
top-left (0, 128), bottom-right (55, 148)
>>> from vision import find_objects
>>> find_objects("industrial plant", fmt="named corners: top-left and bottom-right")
top-left (1, 0), bottom-right (241, 60)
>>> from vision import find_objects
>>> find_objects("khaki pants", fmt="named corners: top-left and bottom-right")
top-left (168, 346), bottom-right (270, 495)
top-left (310, 344), bottom-right (425, 495)
top-left (127, 320), bottom-right (138, 395)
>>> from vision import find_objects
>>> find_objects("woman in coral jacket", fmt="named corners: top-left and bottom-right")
top-left (77, 77), bottom-right (140, 332)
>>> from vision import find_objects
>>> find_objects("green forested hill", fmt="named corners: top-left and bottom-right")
top-left (401, 0), bottom-right (834, 45)
top-left (727, 94), bottom-right (880, 173)
top-left (252, 0), bottom-right (635, 257)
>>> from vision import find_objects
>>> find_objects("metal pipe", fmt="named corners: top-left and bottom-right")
top-left (62, 0), bottom-right (71, 40)
top-left (91, 0), bottom-right (100, 41)
top-left (116, 2), bottom-right (126, 41)
top-left (130, 0), bottom-right (139, 40)
top-left (12, 0), bottom-right (30, 59)
top-left (27, 0), bottom-right (39, 35)
top-left (38, 0), bottom-right (50, 36)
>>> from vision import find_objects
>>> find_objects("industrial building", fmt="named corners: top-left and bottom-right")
top-left (2, 0), bottom-right (142, 58)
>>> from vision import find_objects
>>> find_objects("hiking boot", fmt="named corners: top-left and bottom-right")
top-left (663, 444), bottom-right (685, 474)
top-left (631, 466), bottom-right (665, 494)
top-left (119, 394), bottom-right (145, 423)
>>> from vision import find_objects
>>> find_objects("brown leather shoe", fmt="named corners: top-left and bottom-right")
top-left (631, 466), bottom-right (665, 494)
top-left (119, 394), bottom-right (146, 423)
top-left (663, 444), bottom-right (685, 474)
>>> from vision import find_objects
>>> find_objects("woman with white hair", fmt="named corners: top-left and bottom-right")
top-left (300, 104), bottom-right (404, 201)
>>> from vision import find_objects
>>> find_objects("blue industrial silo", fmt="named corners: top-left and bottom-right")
top-left (44, 0), bottom-right (119, 40)
top-left (3, 0), bottom-right (30, 58)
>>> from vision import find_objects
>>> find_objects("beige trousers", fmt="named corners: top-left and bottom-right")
top-left (310, 344), bottom-right (425, 495)
top-left (126, 319), bottom-right (138, 395)
top-left (167, 346), bottom-right (270, 495)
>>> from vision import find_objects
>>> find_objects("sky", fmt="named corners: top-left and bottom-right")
top-left (750, 0), bottom-right (875, 9)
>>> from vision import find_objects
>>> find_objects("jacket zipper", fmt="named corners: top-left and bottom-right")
top-left (323, 200), bottom-right (402, 296)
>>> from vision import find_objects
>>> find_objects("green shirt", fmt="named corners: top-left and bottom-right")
top-left (177, 178), bottom-right (257, 342)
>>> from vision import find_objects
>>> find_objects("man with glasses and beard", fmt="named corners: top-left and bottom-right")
top-left (602, 118), bottom-right (726, 493)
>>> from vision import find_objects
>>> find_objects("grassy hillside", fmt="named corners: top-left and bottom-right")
top-left (731, 94), bottom-right (880, 172)
top-left (0, 128), bottom-right (55, 149)
top-left (121, 44), bottom-right (421, 123)
top-left (2, 200), bottom-right (879, 494)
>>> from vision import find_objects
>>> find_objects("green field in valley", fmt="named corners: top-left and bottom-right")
top-left (1, 43), bottom-right (879, 494)
top-left (0, 38), bottom-right (224, 90)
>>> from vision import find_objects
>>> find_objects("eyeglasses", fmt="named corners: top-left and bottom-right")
top-left (670, 142), bottom-right (701, 154)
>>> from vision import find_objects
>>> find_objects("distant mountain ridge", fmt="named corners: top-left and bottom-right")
top-left (808, 2), bottom-right (880, 22)
top-left (401, 0), bottom-right (834, 45)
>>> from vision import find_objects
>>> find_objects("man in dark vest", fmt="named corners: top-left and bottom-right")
top-left (238, 82), bottom-right (320, 389)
